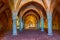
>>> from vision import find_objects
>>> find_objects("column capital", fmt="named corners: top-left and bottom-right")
top-left (45, 0), bottom-right (51, 10)
top-left (46, 10), bottom-right (52, 18)
top-left (41, 17), bottom-right (44, 19)
top-left (12, 11), bottom-right (18, 20)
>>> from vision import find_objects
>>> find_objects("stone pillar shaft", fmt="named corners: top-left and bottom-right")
top-left (12, 11), bottom-right (18, 35)
top-left (41, 17), bottom-right (44, 31)
top-left (19, 17), bottom-right (23, 31)
top-left (12, 19), bottom-right (17, 35)
top-left (37, 20), bottom-right (40, 29)
top-left (47, 11), bottom-right (53, 35)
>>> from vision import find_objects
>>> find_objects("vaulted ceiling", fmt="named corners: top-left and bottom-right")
top-left (0, 0), bottom-right (60, 21)
top-left (0, 0), bottom-right (60, 32)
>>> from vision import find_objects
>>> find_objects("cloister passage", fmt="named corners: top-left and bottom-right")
top-left (22, 10), bottom-right (40, 30)
top-left (12, 1), bottom-right (53, 36)
top-left (0, 0), bottom-right (60, 40)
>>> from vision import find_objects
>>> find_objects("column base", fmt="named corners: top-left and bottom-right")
top-left (41, 29), bottom-right (44, 32)
top-left (13, 33), bottom-right (17, 36)
top-left (37, 27), bottom-right (40, 30)
top-left (48, 33), bottom-right (53, 36)
top-left (19, 29), bottom-right (22, 32)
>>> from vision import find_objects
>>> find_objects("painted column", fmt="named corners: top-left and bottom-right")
top-left (47, 11), bottom-right (53, 35)
top-left (12, 11), bottom-right (17, 35)
top-left (19, 17), bottom-right (23, 31)
top-left (41, 17), bottom-right (44, 31)
top-left (37, 20), bottom-right (40, 30)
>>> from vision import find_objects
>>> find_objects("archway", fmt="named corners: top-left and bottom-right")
top-left (18, 1), bottom-right (47, 18)
top-left (17, 1), bottom-right (47, 31)
top-left (24, 14), bottom-right (38, 30)
top-left (22, 10), bottom-right (40, 30)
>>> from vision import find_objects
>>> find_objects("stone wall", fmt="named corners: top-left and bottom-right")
top-left (0, 0), bottom-right (12, 34)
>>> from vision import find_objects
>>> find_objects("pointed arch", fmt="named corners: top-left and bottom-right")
top-left (18, 1), bottom-right (47, 19)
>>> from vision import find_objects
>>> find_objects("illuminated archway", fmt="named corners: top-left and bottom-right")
top-left (17, 1), bottom-right (47, 31)
top-left (22, 10), bottom-right (40, 30)
top-left (24, 14), bottom-right (38, 30)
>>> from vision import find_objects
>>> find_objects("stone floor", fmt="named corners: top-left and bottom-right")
top-left (0, 30), bottom-right (60, 40)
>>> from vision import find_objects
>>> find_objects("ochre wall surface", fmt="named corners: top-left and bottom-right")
top-left (0, 0), bottom-right (12, 34)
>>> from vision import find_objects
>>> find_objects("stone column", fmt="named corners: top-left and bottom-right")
top-left (37, 20), bottom-right (40, 30)
top-left (12, 11), bottom-right (17, 35)
top-left (41, 17), bottom-right (44, 31)
top-left (19, 17), bottom-right (23, 31)
top-left (47, 11), bottom-right (53, 35)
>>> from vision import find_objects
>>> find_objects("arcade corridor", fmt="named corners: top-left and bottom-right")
top-left (0, 0), bottom-right (60, 40)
